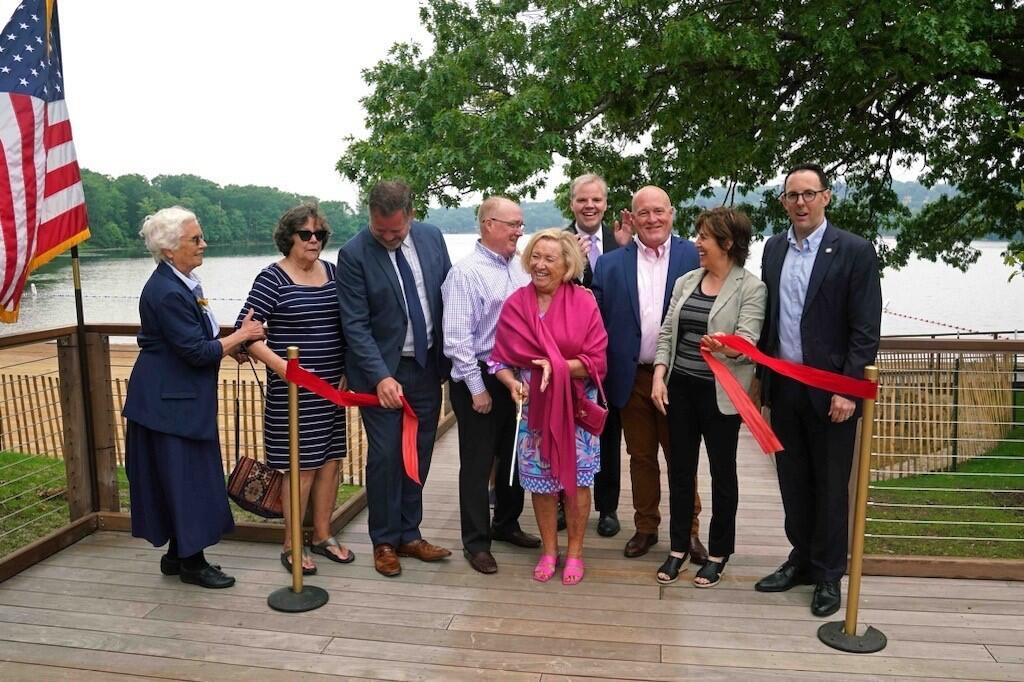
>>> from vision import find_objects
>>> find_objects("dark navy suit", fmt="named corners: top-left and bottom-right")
top-left (591, 236), bottom-right (701, 536)
top-left (759, 221), bottom-right (882, 581)
top-left (336, 222), bottom-right (452, 547)
top-left (122, 261), bottom-right (233, 557)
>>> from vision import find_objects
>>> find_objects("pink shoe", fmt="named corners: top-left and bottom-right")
top-left (562, 557), bottom-right (585, 585)
top-left (533, 554), bottom-right (558, 582)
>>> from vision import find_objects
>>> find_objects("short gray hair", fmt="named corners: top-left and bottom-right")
top-left (569, 173), bottom-right (607, 200)
top-left (139, 206), bottom-right (197, 262)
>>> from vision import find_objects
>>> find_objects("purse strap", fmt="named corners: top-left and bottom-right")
top-left (234, 350), bottom-right (267, 466)
top-left (577, 355), bottom-right (608, 407)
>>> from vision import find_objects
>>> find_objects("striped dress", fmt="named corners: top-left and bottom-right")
top-left (237, 261), bottom-right (347, 470)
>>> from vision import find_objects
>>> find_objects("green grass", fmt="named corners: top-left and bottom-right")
top-left (865, 392), bottom-right (1024, 560)
top-left (0, 451), bottom-right (360, 559)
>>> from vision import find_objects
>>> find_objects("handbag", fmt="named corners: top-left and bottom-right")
top-left (573, 358), bottom-right (609, 435)
top-left (226, 356), bottom-right (284, 518)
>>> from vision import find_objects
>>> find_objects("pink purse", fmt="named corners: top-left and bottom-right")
top-left (574, 364), bottom-right (609, 435)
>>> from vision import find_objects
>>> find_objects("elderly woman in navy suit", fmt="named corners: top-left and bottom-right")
top-left (123, 206), bottom-right (265, 588)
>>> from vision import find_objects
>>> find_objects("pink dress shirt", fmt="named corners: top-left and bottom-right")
top-left (636, 235), bottom-right (671, 364)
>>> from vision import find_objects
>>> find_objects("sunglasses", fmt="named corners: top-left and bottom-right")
top-left (295, 229), bottom-right (329, 243)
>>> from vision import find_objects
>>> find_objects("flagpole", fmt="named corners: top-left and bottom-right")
top-left (70, 245), bottom-right (99, 511)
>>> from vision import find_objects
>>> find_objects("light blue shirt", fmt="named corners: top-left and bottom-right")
top-left (167, 262), bottom-right (219, 337)
top-left (778, 219), bottom-right (827, 364)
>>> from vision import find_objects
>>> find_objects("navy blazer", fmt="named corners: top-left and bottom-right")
top-left (336, 221), bottom-right (452, 393)
top-left (122, 261), bottom-right (224, 441)
top-left (591, 236), bottom-right (700, 409)
top-left (564, 222), bottom-right (621, 289)
top-left (758, 221), bottom-right (882, 418)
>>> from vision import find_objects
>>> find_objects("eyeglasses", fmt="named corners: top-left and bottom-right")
top-left (780, 189), bottom-right (829, 204)
top-left (295, 229), bottom-right (329, 243)
top-left (488, 217), bottom-right (525, 230)
top-left (187, 234), bottom-right (205, 245)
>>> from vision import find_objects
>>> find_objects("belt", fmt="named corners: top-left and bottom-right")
top-left (637, 363), bottom-right (655, 372)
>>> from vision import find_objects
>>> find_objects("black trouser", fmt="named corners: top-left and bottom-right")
top-left (592, 406), bottom-right (622, 514)
top-left (450, 369), bottom-right (525, 553)
top-left (770, 376), bottom-right (857, 582)
top-left (666, 372), bottom-right (741, 557)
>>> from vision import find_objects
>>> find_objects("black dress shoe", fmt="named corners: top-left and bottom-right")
top-left (688, 535), bottom-right (709, 565)
top-left (812, 580), bottom-right (842, 617)
top-left (464, 549), bottom-right (498, 574)
top-left (160, 554), bottom-right (180, 576)
top-left (491, 527), bottom-right (541, 548)
top-left (754, 561), bottom-right (813, 593)
top-left (180, 564), bottom-right (235, 589)
top-left (596, 512), bottom-right (620, 537)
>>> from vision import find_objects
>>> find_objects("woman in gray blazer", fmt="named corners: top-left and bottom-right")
top-left (651, 208), bottom-right (766, 587)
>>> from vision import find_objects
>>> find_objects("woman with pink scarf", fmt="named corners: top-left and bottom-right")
top-left (491, 229), bottom-right (608, 585)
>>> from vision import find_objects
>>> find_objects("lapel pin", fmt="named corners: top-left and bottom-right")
top-left (825, 247), bottom-right (833, 253)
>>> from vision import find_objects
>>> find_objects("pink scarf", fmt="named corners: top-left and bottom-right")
top-left (491, 282), bottom-right (608, 494)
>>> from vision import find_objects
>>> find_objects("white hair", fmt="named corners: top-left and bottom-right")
top-left (139, 206), bottom-right (197, 262)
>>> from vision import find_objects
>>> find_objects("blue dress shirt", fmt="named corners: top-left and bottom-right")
top-left (778, 219), bottom-right (827, 364)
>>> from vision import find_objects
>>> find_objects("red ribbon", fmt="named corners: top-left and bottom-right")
top-left (699, 335), bottom-right (878, 455)
top-left (285, 359), bottom-right (421, 485)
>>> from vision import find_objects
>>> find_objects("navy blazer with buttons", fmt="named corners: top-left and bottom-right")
top-left (758, 221), bottom-right (882, 418)
top-left (336, 221), bottom-right (452, 393)
top-left (591, 235), bottom-right (700, 410)
top-left (122, 261), bottom-right (224, 441)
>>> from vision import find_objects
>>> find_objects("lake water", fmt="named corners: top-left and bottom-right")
top-left (4, 233), bottom-right (1023, 338)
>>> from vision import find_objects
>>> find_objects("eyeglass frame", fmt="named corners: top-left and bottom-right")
top-left (779, 188), bottom-right (830, 205)
top-left (486, 216), bottom-right (525, 230)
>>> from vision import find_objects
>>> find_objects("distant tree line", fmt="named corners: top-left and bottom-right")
top-left (80, 169), bottom-right (368, 249)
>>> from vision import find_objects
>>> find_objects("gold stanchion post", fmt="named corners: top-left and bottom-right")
top-left (268, 346), bottom-right (329, 613)
top-left (818, 365), bottom-right (887, 652)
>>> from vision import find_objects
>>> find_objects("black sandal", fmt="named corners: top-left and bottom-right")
top-left (694, 557), bottom-right (728, 588)
top-left (309, 535), bottom-right (356, 564)
top-left (280, 550), bottom-right (317, 575)
top-left (656, 555), bottom-right (687, 585)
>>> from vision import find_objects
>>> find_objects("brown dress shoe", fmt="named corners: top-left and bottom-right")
top-left (623, 532), bottom-right (658, 558)
top-left (373, 544), bottom-right (401, 577)
top-left (689, 535), bottom-right (709, 565)
top-left (463, 549), bottom-right (498, 574)
top-left (397, 539), bottom-right (452, 562)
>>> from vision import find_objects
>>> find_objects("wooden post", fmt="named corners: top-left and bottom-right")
top-left (84, 332), bottom-right (120, 512)
top-left (57, 335), bottom-right (94, 520)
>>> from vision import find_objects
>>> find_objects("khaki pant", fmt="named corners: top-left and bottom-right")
top-left (621, 365), bottom-right (701, 536)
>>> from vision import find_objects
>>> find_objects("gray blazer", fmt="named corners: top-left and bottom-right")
top-left (654, 264), bottom-right (767, 414)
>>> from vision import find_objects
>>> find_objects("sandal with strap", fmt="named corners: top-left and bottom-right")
top-left (280, 550), bottom-right (316, 575)
top-left (309, 535), bottom-right (356, 564)
top-left (694, 557), bottom-right (728, 588)
top-left (562, 557), bottom-right (585, 585)
top-left (533, 554), bottom-right (559, 582)
top-left (656, 554), bottom-right (688, 585)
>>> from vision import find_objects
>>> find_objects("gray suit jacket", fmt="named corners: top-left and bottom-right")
top-left (654, 264), bottom-right (767, 414)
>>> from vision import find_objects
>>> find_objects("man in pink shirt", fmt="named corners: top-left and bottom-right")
top-left (592, 186), bottom-right (706, 561)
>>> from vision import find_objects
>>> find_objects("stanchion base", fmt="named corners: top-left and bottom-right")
top-left (267, 585), bottom-right (329, 613)
top-left (817, 621), bottom-right (887, 653)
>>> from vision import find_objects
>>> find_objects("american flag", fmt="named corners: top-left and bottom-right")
top-left (0, 0), bottom-right (88, 322)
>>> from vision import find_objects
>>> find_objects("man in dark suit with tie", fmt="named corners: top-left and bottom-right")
top-left (336, 180), bottom-right (454, 578)
top-left (754, 163), bottom-right (882, 617)
top-left (592, 185), bottom-right (706, 562)
top-left (563, 173), bottom-right (630, 537)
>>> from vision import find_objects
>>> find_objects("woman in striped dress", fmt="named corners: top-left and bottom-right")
top-left (237, 204), bottom-right (353, 574)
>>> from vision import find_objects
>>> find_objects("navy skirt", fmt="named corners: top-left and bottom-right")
top-left (125, 420), bottom-right (235, 557)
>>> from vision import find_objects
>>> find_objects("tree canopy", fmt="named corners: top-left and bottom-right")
top-left (80, 170), bottom-right (366, 250)
top-left (338, 0), bottom-right (1023, 270)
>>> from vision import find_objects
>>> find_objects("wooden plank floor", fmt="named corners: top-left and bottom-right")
top-left (2, 426), bottom-right (1023, 681)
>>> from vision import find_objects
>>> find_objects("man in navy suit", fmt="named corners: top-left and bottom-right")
top-left (592, 185), bottom-right (705, 561)
top-left (563, 173), bottom-right (630, 537)
top-left (754, 163), bottom-right (881, 617)
top-left (337, 180), bottom-right (453, 578)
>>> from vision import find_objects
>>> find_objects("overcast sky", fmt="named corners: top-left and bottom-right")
top-left (34, 0), bottom-right (434, 206)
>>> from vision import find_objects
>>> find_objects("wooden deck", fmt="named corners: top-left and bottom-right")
top-left (1, 426), bottom-right (1023, 681)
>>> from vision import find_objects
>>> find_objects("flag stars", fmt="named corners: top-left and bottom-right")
top-left (30, 68), bottom-right (37, 76)
top-left (18, 77), bottom-right (27, 86)
top-left (12, 54), bottom-right (21, 61)
top-left (54, 83), bottom-right (60, 92)
top-left (34, 36), bottom-right (42, 44)
top-left (6, 34), bottom-right (16, 41)
top-left (30, 14), bottom-right (38, 22)
top-left (18, 22), bottom-right (27, 30)
top-left (1, 66), bottom-right (9, 74)
top-left (24, 44), bottom-right (33, 52)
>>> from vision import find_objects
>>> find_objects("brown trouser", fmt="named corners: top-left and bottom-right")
top-left (621, 365), bottom-right (701, 536)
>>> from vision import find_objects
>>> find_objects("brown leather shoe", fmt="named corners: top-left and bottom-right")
top-left (397, 539), bottom-right (452, 562)
top-left (623, 532), bottom-right (658, 558)
top-left (373, 544), bottom-right (401, 577)
top-left (689, 534), bottom-right (709, 565)
top-left (463, 549), bottom-right (498, 574)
